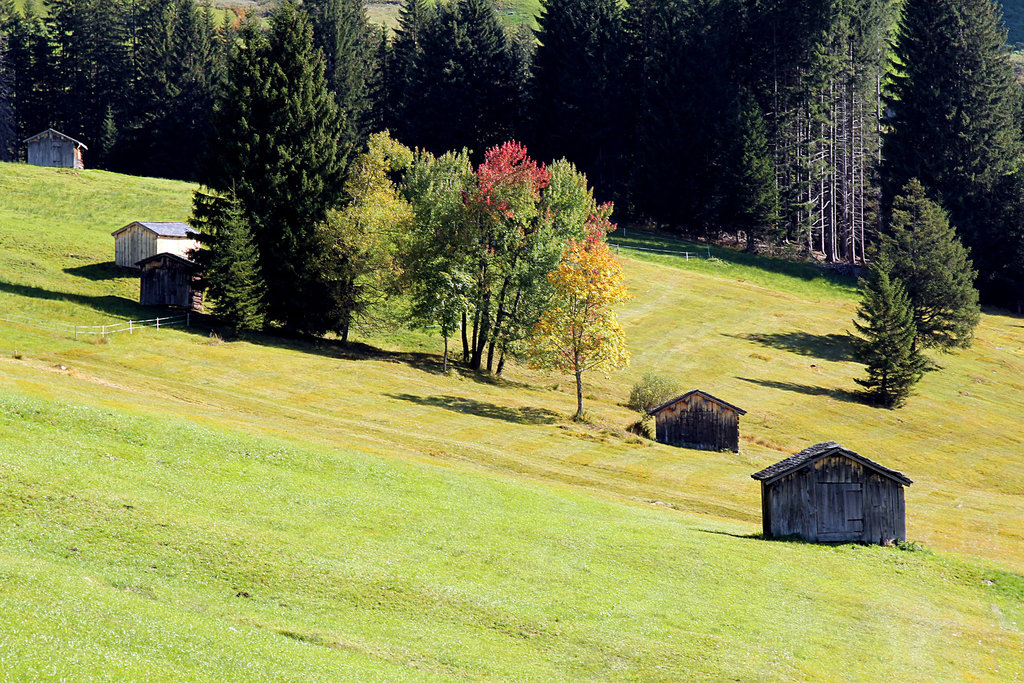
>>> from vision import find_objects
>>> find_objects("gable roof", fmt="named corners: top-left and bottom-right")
top-left (23, 128), bottom-right (88, 150)
top-left (751, 441), bottom-right (912, 486)
top-left (112, 221), bottom-right (198, 239)
top-left (136, 252), bottom-right (197, 269)
top-left (647, 389), bottom-right (747, 416)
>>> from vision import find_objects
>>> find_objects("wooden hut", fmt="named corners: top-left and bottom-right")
top-left (112, 221), bottom-right (200, 268)
top-left (647, 389), bottom-right (746, 452)
top-left (751, 441), bottom-right (911, 545)
top-left (24, 129), bottom-right (87, 169)
top-left (137, 253), bottom-right (202, 309)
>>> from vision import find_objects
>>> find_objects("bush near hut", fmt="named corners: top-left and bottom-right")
top-left (627, 371), bottom-right (683, 412)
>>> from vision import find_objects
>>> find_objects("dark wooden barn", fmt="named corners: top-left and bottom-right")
top-left (752, 441), bottom-right (912, 545)
top-left (137, 253), bottom-right (202, 310)
top-left (24, 128), bottom-right (87, 169)
top-left (647, 389), bottom-right (746, 452)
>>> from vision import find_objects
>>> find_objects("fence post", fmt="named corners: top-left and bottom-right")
top-left (186, 312), bottom-right (190, 328)
top-left (156, 317), bottom-right (160, 330)
top-left (129, 320), bottom-right (133, 335)
top-left (74, 326), bottom-right (78, 341)
top-left (707, 246), bottom-right (711, 258)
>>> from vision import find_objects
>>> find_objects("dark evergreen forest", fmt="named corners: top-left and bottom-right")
top-left (1, 0), bottom-right (1022, 309)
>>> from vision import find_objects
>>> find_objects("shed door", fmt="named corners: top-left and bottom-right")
top-left (51, 143), bottom-right (62, 165)
top-left (816, 482), bottom-right (863, 540)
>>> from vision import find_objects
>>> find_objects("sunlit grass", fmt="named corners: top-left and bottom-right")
top-left (1, 161), bottom-right (1023, 679)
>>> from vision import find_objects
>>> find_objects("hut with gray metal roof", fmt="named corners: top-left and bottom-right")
top-left (647, 389), bottom-right (746, 452)
top-left (112, 221), bottom-right (200, 268)
top-left (752, 441), bottom-right (911, 545)
top-left (24, 129), bottom-right (87, 169)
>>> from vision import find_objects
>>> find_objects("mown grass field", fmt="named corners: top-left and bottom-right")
top-left (0, 162), bottom-right (1022, 679)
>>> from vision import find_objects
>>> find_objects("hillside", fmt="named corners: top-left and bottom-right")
top-left (1, 162), bottom-right (1022, 679)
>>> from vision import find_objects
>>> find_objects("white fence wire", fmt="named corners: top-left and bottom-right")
top-left (608, 240), bottom-right (713, 260)
top-left (0, 311), bottom-right (192, 340)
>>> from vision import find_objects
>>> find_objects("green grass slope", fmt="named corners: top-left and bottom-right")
top-left (1, 162), bottom-right (1023, 679)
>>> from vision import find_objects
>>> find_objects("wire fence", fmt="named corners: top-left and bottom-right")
top-left (0, 311), bottom-right (193, 340)
top-left (608, 240), bottom-right (713, 260)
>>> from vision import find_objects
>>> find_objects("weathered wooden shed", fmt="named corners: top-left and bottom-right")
top-left (752, 441), bottom-right (911, 545)
top-left (647, 389), bottom-right (746, 452)
top-left (137, 253), bottom-right (202, 310)
top-left (24, 128), bottom-right (87, 169)
top-left (112, 221), bottom-right (200, 268)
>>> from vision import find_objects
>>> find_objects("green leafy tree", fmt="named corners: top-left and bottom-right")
top-left (852, 256), bottom-right (926, 408)
top-left (315, 132), bottom-right (414, 344)
top-left (196, 2), bottom-right (346, 333)
top-left (882, 179), bottom-right (980, 352)
top-left (193, 191), bottom-right (265, 334)
top-left (883, 0), bottom-right (1023, 304)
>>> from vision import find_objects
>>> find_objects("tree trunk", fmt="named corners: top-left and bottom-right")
top-left (443, 335), bottom-right (449, 373)
top-left (461, 311), bottom-right (469, 362)
top-left (574, 369), bottom-right (584, 420)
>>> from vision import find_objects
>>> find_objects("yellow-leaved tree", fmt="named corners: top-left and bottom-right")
top-left (528, 223), bottom-right (630, 420)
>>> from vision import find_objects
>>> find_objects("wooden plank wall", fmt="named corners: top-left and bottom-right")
top-left (763, 455), bottom-right (906, 544)
top-left (655, 395), bottom-right (740, 451)
top-left (139, 259), bottom-right (194, 308)
top-left (115, 226), bottom-right (157, 268)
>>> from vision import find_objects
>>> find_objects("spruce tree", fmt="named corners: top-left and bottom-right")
top-left (0, 30), bottom-right (15, 161)
top-left (197, 2), bottom-right (346, 333)
top-left (726, 95), bottom-right (781, 251)
top-left (193, 191), bottom-right (265, 334)
top-left (531, 0), bottom-right (624, 192)
top-left (304, 0), bottom-right (375, 157)
top-left (883, 0), bottom-right (1023, 304)
top-left (386, 0), bottom-right (434, 143)
top-left (852, 256), bottom-right (926, 408)
top-left (882, 179), bottom-right (980, 351)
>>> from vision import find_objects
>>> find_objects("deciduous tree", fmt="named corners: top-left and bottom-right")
top-left (528, 228), bottom-right (630, 420)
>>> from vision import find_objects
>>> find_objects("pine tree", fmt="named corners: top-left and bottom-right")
top-left (0, 30), bottom-right (15, 160)
top-left (403, 0), bottom-right (521, 156)
top-left (193, 191), bottom-right (265, 334)
top-left (883, 0), bottom-right (1023, 304)
top-left (47, 0), bottom-right (131, 166)
top-left (386, 0), bottom-right (434, 143)
top-left (852, 255), bottom-right (926, 408)
top-left (197, 2), bottom-right (346, 333)
top-left (726, 95), bottom-right (781, 251)
top-left (882, 179), bottom-right (980, 351)
top-left (304, 0), bottom-right (375, 158)
top-left (531, 0), bottom-right (624, 192)
top-left (2, 1), bottom-right (53, 142)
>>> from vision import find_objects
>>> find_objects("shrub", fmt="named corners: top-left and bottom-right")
top-left (627, 372), bottom-right (682, 413)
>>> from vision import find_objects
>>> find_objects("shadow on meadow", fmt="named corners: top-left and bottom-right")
top-left (0, 279), bottom-right (145, 319)
top-left (386, 393), bottom-right (560, 425)
top-left (731, 331), bottom-right (855, 363)
top-left (63, 262), bottom-right (136, 281)
top-left (737, 377), bottom-right (864, 405)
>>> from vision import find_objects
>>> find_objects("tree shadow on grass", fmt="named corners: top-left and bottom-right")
top-left (698, 529), bottom-right (826, 546)
top-left (729, 331), bottom-right (854, 363)
top-left (63, 262), bottom-right (136, 281)
top-left (0, 279), bottom-right (144, 319)
top-left (385, 392), bottom-right (559, 425)
top-left (737, 376), bottom-right (864, 405)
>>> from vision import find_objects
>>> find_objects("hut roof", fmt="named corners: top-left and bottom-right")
top-left (751, 441), bottom-right (912, 486)
top-left (136, 252), bottom-right (197, 269)
top-left (112, 221), bottom-right (197, 239)
top-left (647, 389), bottom-right (747, 416)
top-left (23, 128), bottom-right (88, 150)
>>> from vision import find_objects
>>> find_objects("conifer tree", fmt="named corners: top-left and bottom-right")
top-left (883, 0), bottom-right (1023, 303)
top-left (726, 95), bottom-right (780, 251)
top-left (2, 0), bottom-right (54, 141)
top-left (531, 0), bottom-right (623, 192)
top-left (196, 2), bottom-right (345, 333)
top-left (304, 0), bottom-right (375, 157)
top-left (852, 256), bottom-right (926, 408)
top-left (882, 179), bottom-right (980, 352)
top-left (193, 191), bottom-right (265, 334)
top-left (386, 0), bottom-right (434, 142)
top-left (0, 30), bottom-right (15, 160)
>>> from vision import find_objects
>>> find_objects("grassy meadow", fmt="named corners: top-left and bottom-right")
top-left (0, 161), bottom-right (1022, 679)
